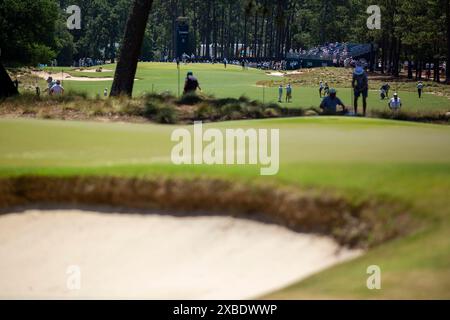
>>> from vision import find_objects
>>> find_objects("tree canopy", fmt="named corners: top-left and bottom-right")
top-left (1, 0), bottom-right (448, 82)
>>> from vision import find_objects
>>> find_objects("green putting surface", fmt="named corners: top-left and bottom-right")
top-left (0, 117), bottom-right (449, 298)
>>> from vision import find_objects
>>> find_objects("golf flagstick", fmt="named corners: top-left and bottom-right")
top-left (177, 63), bottom-right (180, 98)
top-left (351, 86), bottom-right (354, 115)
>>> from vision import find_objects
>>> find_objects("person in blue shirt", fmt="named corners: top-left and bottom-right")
top-left (278, 84), bottom-right (283, 102)
top-left (320, 88), bottom-right (347, 115)
top-left (352, 66), bottom-right (369, 116)
top-left (285, 83), bottom-right (292, 102)
top-left (324, 82), bottom-right (330, 96)
top-left (417, 81), bottom-right (424, 98)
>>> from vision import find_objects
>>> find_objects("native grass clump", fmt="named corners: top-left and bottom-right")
top-left (0, 89), bottom-right (307, 124)
top-left (2, 89), bottom-right (448, 124)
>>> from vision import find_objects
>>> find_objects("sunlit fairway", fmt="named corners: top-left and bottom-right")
top-left (0, 117), bottom-right (449, 298)
top-left (43, 62), bottom-right (450, 112)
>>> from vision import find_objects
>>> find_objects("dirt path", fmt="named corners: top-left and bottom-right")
top-left (0, 209), bottom-right (361, 299)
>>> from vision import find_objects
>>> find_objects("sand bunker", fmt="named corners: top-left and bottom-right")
top-left (0, 209), bottom-right (361, 299)
top-left (32, 71), bottom-right (114, 82)
top-left (266, 70), bottom-right (303, 77)
top-left (267, 71), bottom-right (285, 77)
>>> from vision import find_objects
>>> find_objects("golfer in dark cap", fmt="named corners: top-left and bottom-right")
top-left (320, 88), bottom-right (347, 115)
top-left (183, 71), bottom-right (201, 95)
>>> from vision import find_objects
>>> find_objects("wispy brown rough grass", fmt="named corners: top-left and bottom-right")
top-left (0, 176), bottom-right (413, 248)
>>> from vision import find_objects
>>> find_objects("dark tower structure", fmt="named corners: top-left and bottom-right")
top-left (176, 17), bottom-right (189, 58)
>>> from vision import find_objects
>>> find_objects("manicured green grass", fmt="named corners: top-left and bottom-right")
top-left (1, 117), bottom-right (449, 167)
top-left (42, 63), bottom-right (450, 112)
top-left (0, 117), bottom-right (449, 298)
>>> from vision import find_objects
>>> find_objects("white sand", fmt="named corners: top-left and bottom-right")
top-left (267, 71), bottom-right (285, 77)
top-left (0, 209), bottom-right (362, 299)
top-left (266, 70), bottom-right (303, 77)
top-left (32, 71), bottom-right (114, 82)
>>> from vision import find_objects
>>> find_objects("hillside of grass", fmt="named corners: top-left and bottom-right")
top-left (0, 117), bottom-right (449, 298)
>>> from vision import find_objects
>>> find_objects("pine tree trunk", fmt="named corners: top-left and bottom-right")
top-left (205, 1), bottom-right (211, 58)
top-left (221, 5), bottom-right (225, 58)
top-left (254, 12), bottom-right (258, 58)
top-left (0, 61), bottom-right (18, 98)
top-left (446, 0), bottom-right (450, 83)
top-left (436, 58), bottom-right (441, 83)
top-left (110, 0), bottom-right (153, 97)
top-left (243, 15), bottom-right (248, 58)
top-left (407, 59), bottom-right (413, 79)
top-left (227, 2), bottom-right (232, 58)
top-left (212, 2), bottom-right (217, 59)
top-left (415, 59), bottom-right (419, 80)
top-left (381, 36), bottom-right (386, 74)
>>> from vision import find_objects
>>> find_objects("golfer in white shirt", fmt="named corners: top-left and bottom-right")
top-left (388, 93), bottom-right (402, 110)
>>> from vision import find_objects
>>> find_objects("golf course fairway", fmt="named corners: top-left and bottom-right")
top-left (40, 63), bottom-right (450, 112)
top-left (0, 117), bottom-right (449, 299)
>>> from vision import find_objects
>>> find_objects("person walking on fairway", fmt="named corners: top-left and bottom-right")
top-left (286, 83), bottom-right (292, 102)
top-left (324, 82), bottom-right (330, 96)
top-left (417, 81), bottom-right (424, 98)
top-left (388, 92), bottom-right (402, 111)
top-left (278, 84), bottom-right (283, 103)
top-left (380, 82), bottom-right (390, 99)
top-left (183, 71), bottom-right (201, 95)
top-left (352, 66), bottom-right (369, 116)
top-left (319, 81), bottom-right (324, 97)
top-left (380, 86), bottom-right (386, 100)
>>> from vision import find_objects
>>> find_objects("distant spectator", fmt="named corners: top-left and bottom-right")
top-left (46, 76), bottom-right (55, 95)
top-left (381, 83), bottom-right (390, 98)
top-left (324, 82), bottom-right (330, 96)
top-left (183, 71), bottom-right (201, 95)
top-left (417, 81), bottom-right (424, 98)
top-left (286, 83), bottom-right (292, 103)
top-left (278, 84), bottom-right (283, 103)
top-left (50, 80), bottom-right (64, 96)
